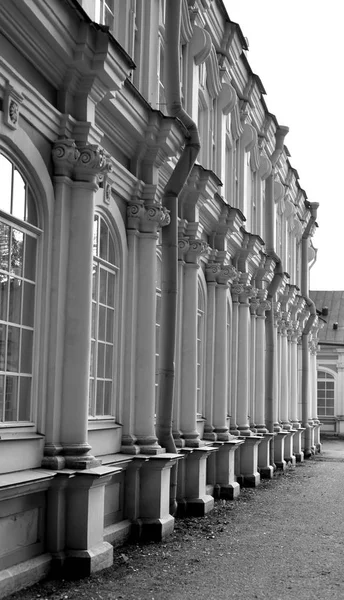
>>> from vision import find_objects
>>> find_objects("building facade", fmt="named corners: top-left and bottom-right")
top-left (310, 291), bottom-right (344, 435)
top-left (0, 0), bottom-right (320, 596)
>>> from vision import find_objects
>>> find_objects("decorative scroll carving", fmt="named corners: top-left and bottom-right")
top-left (185, 238), bottom-right (209, 264)
top-left (52, 138), bottom-right (80, 177)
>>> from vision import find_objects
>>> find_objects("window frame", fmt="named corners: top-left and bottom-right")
top-left (317, 369), bottom-right (336, 417)
top-left (89, 212), bottom-right (120, 422)
top-left (0, 151), bottom-right (42, 431)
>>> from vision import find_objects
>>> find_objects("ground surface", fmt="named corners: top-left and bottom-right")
top-left (8, 439), bottom-right (344, 600)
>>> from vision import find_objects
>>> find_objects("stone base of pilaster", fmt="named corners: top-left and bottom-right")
top-left (273, 431), bottom-right (288, 470)
top-left (292, 427), bottom-right (305, 462)
top-left (177, 447), bottom-right (217, 516)
top-left (258, 433), bottom-right (275, 479)
top-left (236, 436), bottom-right (262, 488)
top-left (313, 423), bottom-right (322, 452)
top-left (138, 454), bottom-right (181, 540)
top-left (283, 430), bottom-right (296, 465)
top-left (137, 516), bottom-right (175, 542)
top-left (208, 440), bottom-right (243, 499)
top-left (64, 467), bottom-right (118, 578)
top-left (64, 542), bottom-right (113, 579)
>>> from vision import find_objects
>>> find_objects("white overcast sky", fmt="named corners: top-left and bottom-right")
top-left (224, 0), bottom-right (343, 290)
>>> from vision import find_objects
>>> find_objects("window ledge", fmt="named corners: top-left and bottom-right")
top-left (0, 432), bottom-right (44, 442)
top-left (88, 419), bottom-right (122, 431)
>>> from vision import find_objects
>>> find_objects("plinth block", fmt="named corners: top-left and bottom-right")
top-left (178, 447), bottom-right (217, 516)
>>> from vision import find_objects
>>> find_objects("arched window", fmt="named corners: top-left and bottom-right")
top-left (317, 370), bottom-right (335, 417)
top-left (89, 214), bottom-right (118, 417)
top-left (0, 152), bottom-right (39, 423)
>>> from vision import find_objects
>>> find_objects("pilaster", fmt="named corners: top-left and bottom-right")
top-left (179, 237), bottom-right (209, 447)
top-left (46, 139), bottom-right (112, 470)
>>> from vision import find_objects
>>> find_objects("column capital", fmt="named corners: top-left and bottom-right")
top-left (205, 261), bottom-right (221, 283)
top-left (52, 138), bottom-right (80, 177)
top-left (52, 139), bottom-right (113, 184)
top-left (74, 144), bottom-right (113, 184)
top-left (127, 202), bottom-right (170, 233)
top-left (217, 264), bottom-right (238, 286)
top-left (185, 238), bottom-right (209, 264)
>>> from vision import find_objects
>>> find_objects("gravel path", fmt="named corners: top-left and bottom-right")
top-left (9, 440), bottom-right (344, 600)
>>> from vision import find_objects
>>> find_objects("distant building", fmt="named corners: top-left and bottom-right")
top-left (0, 0), bottom-right (321, 597)
top-left (310, 291), bottom-right (344, 435)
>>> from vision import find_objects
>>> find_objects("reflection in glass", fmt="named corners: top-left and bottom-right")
top-left (0, 223), bottom-right (10, 273)
top-left (107, 272), bottom-right (115, 306)
top-left (104, 381), bottom-right (112, 414)
top-left (0, 277), bottom-right (8, 322)
top-left (0, 374), bottom-right (4, 421)
top-left (99, 268), bottom-right (107, 304)
top-left (7, 326), bottom-right (20, 372)
top-left (18, 376), bottom-right (31, 421)
top-left (99, 305), bottom-right (106, 341)
top-left (20, 329), bottom-right (33, 373)
top-left (99, 218), bottom-right (108, 260)
top-left (5, 375), bottom-right (18, 421)
top-left (97, 342), bottom-right (105, 377)
top-left (24, 235), bottom-right (37, 281)
top-left (10, 229), bottom-right (24, 276)
top-left (0, 325), bottom-right (6, 370)
top-left (8, 277), bottom-right (22, 324)
top-left (12, 169), bottom-right (26, 221)
top-left (26, 189), bottom-right (38, 226)
top-left (105, 345), bottom-right (113, 378)
top-left (22, 281), bottom-right (35, 327)
top-left (96, 380), bottom-right (104, 414)
top-left (0, 154), bottom-right (12, 213)
top-left (106, 308), bottom-right (114, 342)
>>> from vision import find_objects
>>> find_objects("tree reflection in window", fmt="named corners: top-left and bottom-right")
top-left (89, 214), bottom-right (118, 417)
top-left (0, 152), bottom-right (38, 423)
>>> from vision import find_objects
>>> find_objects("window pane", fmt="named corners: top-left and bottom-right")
top-left (108, 234), bottom-right (115, 265)
top-left (99, 305), bottom-right (106, 341)
top-left (0, 276), bottom-right (9, 321)
top-left (90, 340), bottom-right (95, 377)
top-left (12, 169), bottom-right (26, 221)
top-left (0, 154), bottom-right (12, 213)
top-left (97, 342), bottom-right (105, 377)
top-left (25, 189), bottom-right (38, 226)
top-left (104, 380), bottom-right (112, 414)
top-left (0, 223), bottom-right (10, 272)
top-left (5, 375), bottom-right (18, 421)
top-left (8, 277), bottom-right (22, 324)
top-left (11, 229), bottom-right (24, 276)
top-left (318, 382), bottom-right (325, 389)
top-left (99, 218), bottom-right (108, 260)
top-left (105, 345), bottom-right (113, 378)
top-left (0, 324), bottom-right (6, 370)
top-left (22, 281), bottom-right (35, 327)
top-left (106, 308), bottom-right (114, 342)
top-left (21, 329), bottom-right (33, 373)
top-left (107, 272), bottom-right (115, 306)
top-left (93, 215), bottom-right (99, 256)
top-left (24, 235), bottom-right (36, 281)
top-left (92, 263), bottom-right (97, 300)
top-left (0, 374), bottom-right (4, 421)
top-left (18, 376), bottom-right (31, 420)
top-left (7, 325), bottom-right (20, 372)
top-left (99, 268), bottom-right (107, 304)
top-left (96, 380), bottom-right (104, 414)
top-left (91, 302), bottom-right (96, 338)
top-left (89, 378), bottom-right (94, 413)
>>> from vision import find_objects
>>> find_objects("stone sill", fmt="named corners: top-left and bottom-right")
top-left (88, 419), bottom-right (122, 431)
top-left (0, 432), bottom-right (44, 442)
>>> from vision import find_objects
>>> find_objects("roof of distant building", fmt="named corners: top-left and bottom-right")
top-left (310, 290), bottom-right (344, 344)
